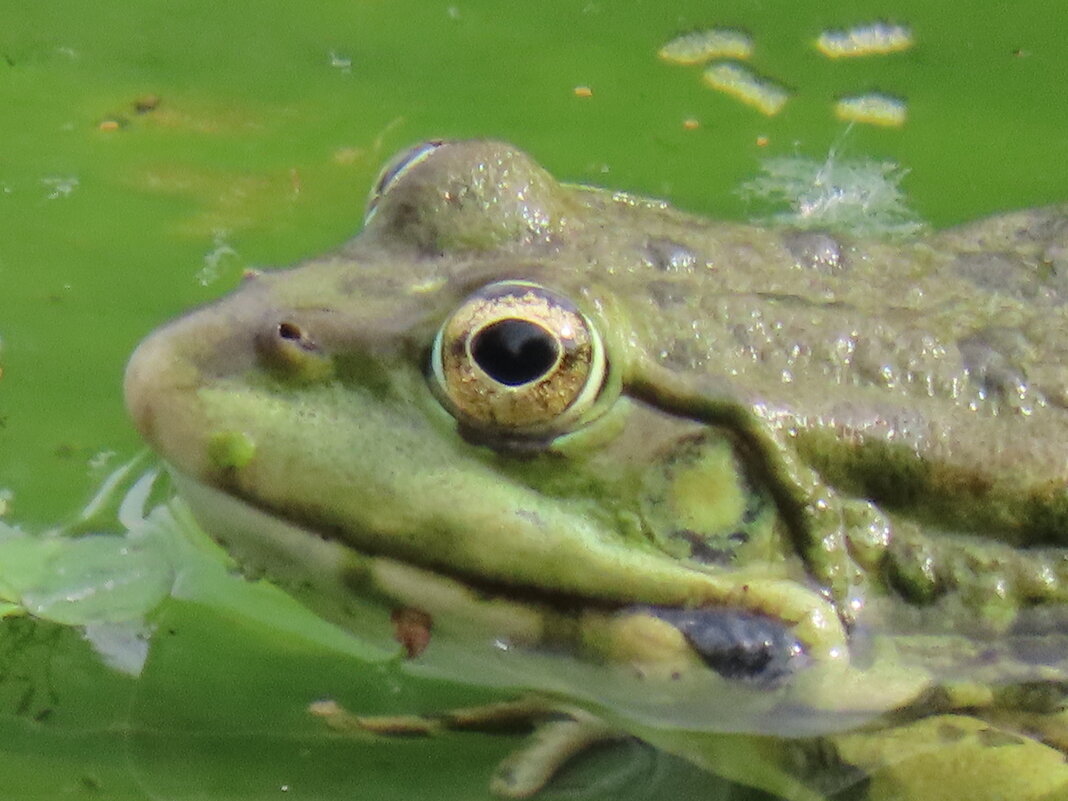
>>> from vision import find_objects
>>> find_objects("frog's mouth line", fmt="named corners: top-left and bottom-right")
top-left (172, 465), bottom-right (627, 616)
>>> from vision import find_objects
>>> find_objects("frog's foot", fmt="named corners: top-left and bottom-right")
top-left (833, 714), bottom-right (1068, 801)
top-left (309, 695), bottom-right (560, 736)
top-left (489, 709), bottom-right (622, 798)
top-left (309, 697), bottom-right (624, 798)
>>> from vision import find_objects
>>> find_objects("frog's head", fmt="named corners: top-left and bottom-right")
top-left (126, 141), bottom-right (858, 724)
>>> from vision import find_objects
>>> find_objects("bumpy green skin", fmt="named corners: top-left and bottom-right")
top-left (126, 141), bottom-right (1068, 800)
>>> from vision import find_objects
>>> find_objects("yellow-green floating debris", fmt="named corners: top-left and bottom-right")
top-left (701, 63), bottom-right (789, 116)
top-left (817, 23), bottom-right (913, 58)
top-left (834, 94), bottom-right (907, 127)
top-left (659, 28), bottom-right (753, 64)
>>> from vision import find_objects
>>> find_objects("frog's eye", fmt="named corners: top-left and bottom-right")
top-left (364, 140), bottom-right (445, 224)
top-left (431, 281), bottom-right (607, 435)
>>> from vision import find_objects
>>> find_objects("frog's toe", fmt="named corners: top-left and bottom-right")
top-left (490, 715), bottom-right (624, 799)
top-left (308, 698), bottom-right (440, 736)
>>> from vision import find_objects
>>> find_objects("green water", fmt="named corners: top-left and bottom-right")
top-left (3, 0), bottom-right (1066, 525)
top-left (1, 1), bottom-right (1066, 798)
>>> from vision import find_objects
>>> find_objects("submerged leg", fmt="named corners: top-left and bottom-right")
top-left (309, 696), bottom-right (624, 798)
top-left (490, 710), bottom-right (623, 798)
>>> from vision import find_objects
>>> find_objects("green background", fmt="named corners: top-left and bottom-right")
top-left (1, 0), bottom-right (1066, 798)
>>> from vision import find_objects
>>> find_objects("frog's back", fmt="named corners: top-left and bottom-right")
top-left (563, 192), bottom-right (1068, 544)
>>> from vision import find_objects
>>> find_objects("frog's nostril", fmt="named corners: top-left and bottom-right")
top-left (254, 320), bottom-right (333, 382)
top-left (278, 322), bottom-right (301, 340)
top-left (273, 321), bottom-right (318, 352)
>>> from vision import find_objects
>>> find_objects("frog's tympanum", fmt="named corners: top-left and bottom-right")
top-left (125, 140), bottom-right (1068, 800)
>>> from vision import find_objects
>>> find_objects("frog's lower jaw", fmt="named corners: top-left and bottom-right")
top-left (169, 467), bottom-right (927, 729)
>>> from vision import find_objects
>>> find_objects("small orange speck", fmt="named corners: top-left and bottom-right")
top-left (683, 118), bottom-right (700, 130)
top-left (756, 135), bottom-right (769, 147)
top-left (99, 119), bottom-right (121, 132)
top-left (573, 85), bottom-right (593, 98)
top-left (391, 607), bottom-right (433, 659)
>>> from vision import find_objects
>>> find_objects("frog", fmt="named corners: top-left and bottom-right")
top-left (124, 139), bottom-right (1068, 801)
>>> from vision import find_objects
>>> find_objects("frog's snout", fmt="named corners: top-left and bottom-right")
top-left (125, 295), bottom-right (262, 478)
top-left (124, 321), bottom-right (191, 453)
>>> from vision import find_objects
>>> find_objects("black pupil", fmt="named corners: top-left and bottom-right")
top-left (471, 318), bottom-right (559, 386)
